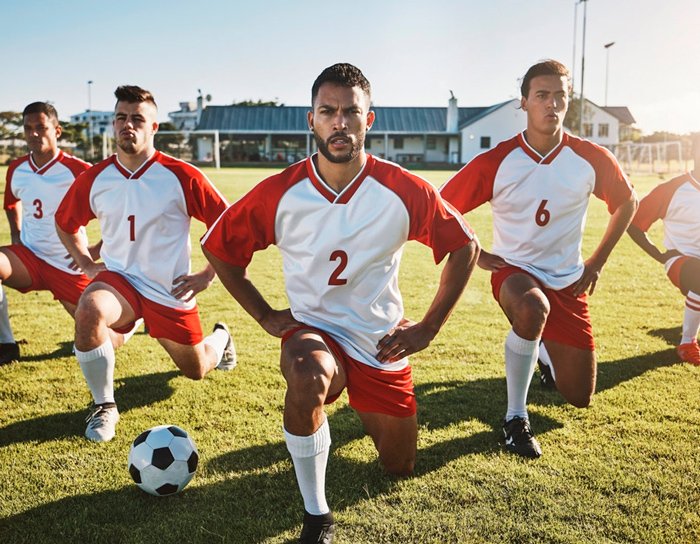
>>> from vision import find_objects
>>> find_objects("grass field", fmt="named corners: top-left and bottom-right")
top-left (0, 164), bottom-right (698, 544)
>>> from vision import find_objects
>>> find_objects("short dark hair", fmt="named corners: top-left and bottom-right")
top-left (22, 102), bottom-right (59, 123)
top-left (311, 63), bottom-right (371, 106)
top-left (520, 60), bottom-right (572, 98)
top-left (114, 85), bottom-right (157, 109)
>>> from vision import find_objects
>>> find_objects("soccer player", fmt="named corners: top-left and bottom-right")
top-left (627, 134), bottom-right (700, 365)
top-left (1, 102), bottom-right (93, 365)
top-left (440, 60), bottom-right (637, 458)
top-left (202, 63), bottom-right (478, 543)
top-left (55, 85), bottom-right (236, 443)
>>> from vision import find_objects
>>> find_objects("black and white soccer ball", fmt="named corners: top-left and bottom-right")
top-left (127, 425), bottom-right (199, 496)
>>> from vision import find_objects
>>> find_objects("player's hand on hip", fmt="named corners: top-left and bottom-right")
top-left (571, 259), bottom-right (603, 296)
top-left (81, 261), bottom-right (107, 280)
top-left (661, 249), bottom-right (683, 263)
top-left (172, 271), bottom-right (214, 302)
top-left (477, 250), bottom-right (508, 272)
top-left (259, 308), bottom-right (302, 338)
top-left (376, 318), bottom-right (434, 363)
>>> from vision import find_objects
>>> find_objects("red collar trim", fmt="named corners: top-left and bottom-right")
top-left (305, 154), bottom-right (372, 204)
top-left (518, 132), bottom-right (567, 165)
top-left (30, 150), bottom-right (62, 175)
top-left (113, 151), bottom-right (160, 179)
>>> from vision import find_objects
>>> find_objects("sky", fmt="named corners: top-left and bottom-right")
top-left (1, 0), bottom-right (698, 135)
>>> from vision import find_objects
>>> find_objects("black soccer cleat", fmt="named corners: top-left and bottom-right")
top-left (537, 359), bottom-right (556, 389)
top-left (502, 416), bottom-right (542, 458)
top-left (0, 342), bottom-right (20, 366)
top-left (299, 511), bottom-right (335, 544)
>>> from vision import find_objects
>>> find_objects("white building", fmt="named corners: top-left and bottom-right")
top-left (69, 110), bottom-right (114, 137)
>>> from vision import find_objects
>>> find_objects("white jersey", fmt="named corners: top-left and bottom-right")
top-left (631, 172), bottom-right (700, 265)
top-left (56, 151), bottom-right (228, 309)
top-left (440, 132), bottom-right (633, 290)
top-left (4, 151), bottom-right (91, 274)
top-left (202, 153), bottom-right (474, 370)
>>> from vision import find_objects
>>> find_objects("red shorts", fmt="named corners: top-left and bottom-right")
top-left (92, 271), bottom-right (203, 345)
top-left (281, 326), bottom-right (416, 418)
top-left (667, 256), bottom-right (690, 293)
top-left (4, 244), bottom-right (90, 305)
top-left (491, 266), bottom-right (595, 351)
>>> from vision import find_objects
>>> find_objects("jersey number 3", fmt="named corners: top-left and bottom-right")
top-left (535, 199), bottom-right (551, 226)
top-left (33, 199), bottom-right (43, 219)
top-left (329, 250), bottom-right (348, 285)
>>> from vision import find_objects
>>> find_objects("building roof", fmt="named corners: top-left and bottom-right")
top-left (602, 106), bottom-right (636, 125)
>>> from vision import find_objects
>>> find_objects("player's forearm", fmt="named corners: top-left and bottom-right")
top-left (420, 240), bottom-right (479, 334)
top-left (626, 224), bottom-right (665, 263)
top-left (55, 224), bottom-right (93, 269)
top-left (5, 208), bottom-right (21, 244)
top-left (202, 248), bottom-right (273, 324)
top-left (589, 195), bottom-right (638, 266)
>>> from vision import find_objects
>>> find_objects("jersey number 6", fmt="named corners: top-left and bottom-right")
top-left (329, 250), bottom-right (348, 286)
top-left (535, 199), bottom-right (551, 226)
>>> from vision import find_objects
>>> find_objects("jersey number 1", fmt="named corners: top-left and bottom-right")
top-left (329, 250), bottom-right (348, 285)
top-left (127, 215), bottom-right (136, 241)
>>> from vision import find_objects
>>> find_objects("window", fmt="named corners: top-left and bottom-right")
top-left (583, 123), bottom-right (593, 138)
top-left (394, 136), bottom-right (404, 149)
top-left (598, 123), bottom-right (609, 137)
top-left (480, 136), bottom-right (491, 149)
top-left (427, 136), bottom-right (436, 150)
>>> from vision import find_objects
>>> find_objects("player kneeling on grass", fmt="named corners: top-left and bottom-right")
top-left (202, 63), bottom-right (479, 543)
top-left (627, 134), bottom-right (700, 366)
top-left (55, 85), bottom-right (236, 443)
top-left (441, 59), bottom-right (637, 458)
top-left (1, 102), bottom-right (136, 366)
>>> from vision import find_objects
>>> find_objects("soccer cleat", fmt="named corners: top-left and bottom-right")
top-left (214, 322), bottom-right (237, 371)
top-left (502, 416), bottom-right (542, 458)
top-left (537, 359), bottom-right (556, 389)
top-left (299, 511), bottom-right (335, 544)
top-left (677, 340), bottom-right (700, 366)
top-left (0, 342), bottom-right (20, 366)
top-left (85, 403), bottom-right (120, 442)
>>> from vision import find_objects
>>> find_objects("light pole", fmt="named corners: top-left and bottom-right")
top-left (578, 0), bottom-right (588, 138)
top-left (87, 80), bottom-right (94, 159)
top-left (604, 41), bottom-right (615, 106)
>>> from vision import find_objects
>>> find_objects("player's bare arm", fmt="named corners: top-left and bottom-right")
top-left (571, 194), bottom-right (638, 296)
top-left (66, 240), bottom-right (103, 271)
top-left (626, 224), bottom-right (682, 264)
top-left (5, 206), bottom-right (22, 246)
top-left (55, 223), bottom-right (106, 279)
top-left (171, 263), bottom-right (216, 302)
top-left (203, 247), bottom-right (301, 337)
top-left (376, 240), bottom-right (479, 363)
top-left (477, 248), bottom-right (509, 272)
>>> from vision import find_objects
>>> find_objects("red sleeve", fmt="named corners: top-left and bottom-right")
top-left (372, 159), bottom-right (475, 264)
top-left (55, 166), bottom-right (101, 234)
top-left (570, 140), bottom-right (634, 214)
top-left (60, 153), bottom-right (92, 178)
top-left (631, 174), bottom-right (688, 232)
top-left (3, 157), bottom-right (27, 210)
top-left (439, 137), bottom-right (518, 214)
top-left (201, 162), bottom-right (307, 268)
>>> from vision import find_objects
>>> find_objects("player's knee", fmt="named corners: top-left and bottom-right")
top-left (74, 298), bottom-right (102, 332)
top-left (181, 367), bottom-right (207, 381)
top-left (513, 293), bottom-right (549, 332)
top-left (381, 454), bottom-right (415, 477)
top-left (561, 387), bottom-right (593, 408)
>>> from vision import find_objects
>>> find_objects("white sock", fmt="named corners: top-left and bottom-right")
top-left (284, 417), bottom-right (331, 516)
top-left (121, 318), bottom-right (144, 344)
top-left (681, 291), bottom-right (700, 344)
top-left (505, 330), bottom-right (539, 421)
top-left (203, 327), bottom-right (229, 362)
top-left (75, 340), bottom-right (116, 405)
top-left (538, 341), bottom-right (556, 381)
top-left (0, 286), bottom-right (15, 343)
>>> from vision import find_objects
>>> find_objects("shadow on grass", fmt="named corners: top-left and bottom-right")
top-left (0, 370), bottom-right (179, 447)
top-left (8, 340), bottom-right (74, 363)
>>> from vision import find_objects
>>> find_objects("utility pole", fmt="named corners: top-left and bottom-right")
top-left (578, 0), bottom-right (588, 138)
top-left (604, 41), bottom-right (616, 106)
top-left (87, 80), bottom-right (94, 159)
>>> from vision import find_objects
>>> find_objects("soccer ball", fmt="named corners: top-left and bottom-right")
top-left (127, 425), bottom-right (199, 496)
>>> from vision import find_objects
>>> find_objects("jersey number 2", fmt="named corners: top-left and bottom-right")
top-left (535, 199), bottom-right (551, 226)
top-left (127, 215), bottom-right (136, 241)
top-left (329, 250), bottom-right (348, 286)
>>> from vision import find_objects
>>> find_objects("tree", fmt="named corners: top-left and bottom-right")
top-left (231, 99), bottom-right (284, 107)
top-left (0, 111), bottom-right (22, 141)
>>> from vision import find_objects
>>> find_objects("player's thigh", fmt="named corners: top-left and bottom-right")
top-left (356, 410), bottom-right (417, 476)
top-left (77, 281), bottom-right (137, 330)
top-left (543, 339), bottom-right (596, 408)
top-left (157, 337), bottom-right (210, 380)
top-left (680, 258), bottom-right (700, 295)
top-left (498, 273), bottom-right (549, 335)
top-left (0, 247), bottom-right (32, 289)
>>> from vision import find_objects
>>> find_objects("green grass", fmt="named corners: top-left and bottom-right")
top-left (0, 165), bottom-right (698, 544)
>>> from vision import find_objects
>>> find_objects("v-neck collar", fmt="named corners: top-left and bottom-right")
top-left (687, 171), bottom-right (700, 190)
top-left (29, 150), bottom-right (62, 175)
top-left (113, 150), bottom-right (160, 179)
top-left (517, 131), bottom-right (567, 165)
top-left (305, 153), bottom-right (373, 204)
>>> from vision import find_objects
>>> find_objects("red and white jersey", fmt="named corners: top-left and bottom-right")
top-left (631, 172), bottom-right (700, 262)
top-left (4, 151), bottom-right (91, 274)
top-left (440, 132), bottom-right (633, 290)
top-left (203, 154), bottom-right (474, 370)
top-left (55, 151), bottom-right (228, 309)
